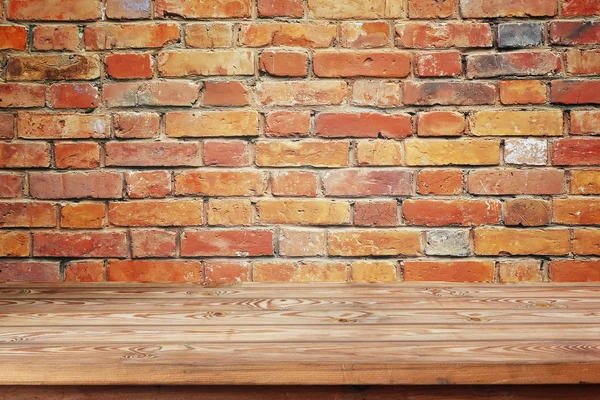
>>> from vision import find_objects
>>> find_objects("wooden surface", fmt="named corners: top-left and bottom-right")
top-left (1, 283), bottom-right (600, 385)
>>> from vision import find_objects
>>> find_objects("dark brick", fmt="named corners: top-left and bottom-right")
top-left (498, 23), bottom-right (544, 49)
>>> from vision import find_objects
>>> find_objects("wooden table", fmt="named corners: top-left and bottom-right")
top-left (1, 283), bottom-right (600, 385)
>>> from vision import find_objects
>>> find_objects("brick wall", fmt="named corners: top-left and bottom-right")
top-left (0, 0), bottom-right (599, 284)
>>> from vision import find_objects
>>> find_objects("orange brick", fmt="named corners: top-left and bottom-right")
top-left (184, 23), bottom-right (233, 48)
top-left (7, 55), bottom-right (101, 81)
top-left (256, 141), bottom-right (349, 167)
top-left (50, 83), bottom-right (99, 109)
top-left (18, 113), bottom-right (109, 139)
top-left (504, 199), bottom-right (551, 227)
top-left (417, 111), bottom-right (465, 137)
top-left (315, 112), bottom-right (412, 139)
top-left (571, 110), bottom-right (600, 135)
top-left (0, 26), bottom-right (27, 50)
top-left (114, 112), bottom-right (160, 139)
top-left (8, 0), bottom-right (102, 20)
top-left (0, 231), bottom-right (30, 257)
top-left (84, 23), bottom-right (179, 50)
top-left (468, 169), bottom-right (564, 195)
top-left (0, 202), bottom-right (56, 228)
top-left (328, 230), bottom-right (422, 257)
top-left (416, 52), bottom-right (462, 77)
top-left (54, 142), bottom-right (100, 169)
top-left (204, 261), bottom-right (251, 283)
top-left (405, 139), bottom-right (500, 166)
top-left (552, 198), bottom-right (600, 225)
top-left (323, 170), bottom-right (412, 197)
top-left (352, 80), bottom-right (402, 107)
top-left (570, 170), bottom-right (600, 194)
top-left (294, 262), bottom-right (347, 282)
top-left (356, 141), bottom-right (403, 166)
top-left (203, 82), bottom-right (249, 106)
top-left (156, 0), bottom-right (251, 18)
top-left (461, 0), bottom-right (557, 17)
top-left (105, 54), bottom-right (153, 79)
top-left (0, 261), bottom-right (59, 282)
top-left (396, 22), bottom-right (492, 48)
top-left (498, 261), bottom-right (543, 283)
top-left (203, 140), bottom-right (249, 167)
top-left (33, 231), bottom-right (127, 258)
top-left (240, 23), bottom-right (336, 48)
top-left (500, 80), bottom-right (547, 105)
top-left (279, 229), bottom-right (325, 257)
top-left (105, 142), bottom-right (201, 167)
top-left (550, 260), bottom-right (600, 282)
top-left (131, 229), bottom-right (177, 258)
top-left (308, 0), bottom-right (403, 19)
top-left (108, 260), bottom-right (203, 283)
top-left (60, 203), bottom-right (105, 229)
top-left (471, 110), bottom-right (563, 137)
top-left (103, 81), bottom-right (200, 107)
top-left (474, 228), bottom-right (570, 256)
top-left (403, 199), bottom-right (501, 226)
top-left (265, 111), bottom-right (310, 137)
top-left (158, 51), bottom-right (255, 77)
top-left (572, 229), bottom-right (600, 255)
top-left (552, 139), bottom-right (600, 165)
top-left (33, 25), bottom-right (80, 51)
top-left (181, 230), bottom-right (273, 257)
top-left (257, 81), bottom-right (347, 106)
top-left (176, 171), bottom-right (266, 197)
top-left (259, 51), bottom-right (308, 77)
top-left (165, 111), bottom-right (259, 137)
top-left (0, 84), bottom-right (46, 108)
top-left (351, 261), bottom-right (397, 282)
top-left (0, 143), bottom-right (51, 168)
top-left (314, 51), bottom-right (410, 78)
top-left (64, 260), bottom-right (104, 282)
top-left (257, 199), bottom-right (351, 225)
top-left (404, 261), bottom-right (495, 282)
top-left (253, 261), bottom-right (298, 282)
top-left (340, 22), bottom-right (391, 48)
top-left (109, 200), bottom-right (203, 227)
top-left (271, 171), bottom-right (318, 197)
top-left (417, 170), bottom-right (464, 195)
top-left (207, 199), bottom-right (252, 226)
top-left (126, 171), bottom-right (171, 199)
top-left (409, 0), bottom-right (456, 18)
top-left (562, 0), bottom-right (600, 16)
top-left (0, 173), bottom-right (23, 198)
top-left (258, 0), bottom-right (303, 17)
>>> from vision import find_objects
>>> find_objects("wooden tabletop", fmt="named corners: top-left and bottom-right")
top-left (1, 282), bottom-right (600, 385)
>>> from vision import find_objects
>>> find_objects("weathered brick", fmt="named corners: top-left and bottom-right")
top-left (0, 231), bottom-right (30, 257)
top-left (108, 260), bottom-right (203, 283)
top-left (550, 260), bottom-right (600, 282)
top-left (498, 260), bottom-right (543, 283)
top-left (0, 84), bottom-right (46, 108)
top-left (203, 140), bottom-right (249, 166)
top-left (474, 228), bottom-right (570, 256)
top-left (155, 0), bottom-right (251, 18)
top-left (351, 261), bottom-right (397, 282)
top-left (203, 82), bottom-right (249, 106)
top-left (498, 23), bottom-right (544, 48)
top-left (252, 261), bottom-right (297, 282)
top-left (552, 139), bottom-right (600, 165)
top-left (417, 111), bottom-right (465, 137)
top-left (33, 25), bottom-right (80, 51)
top-left (404, 261), bottom-right (494, 282)
top-left (409, 0), bottom-right (456, 18)
top-left (425, 229), bottom-right (470, 256)
top-left (467, 51), bottom-right (561, 78)
top-left (562, 0), bottom-right (600, 16)
top-left (184, 23), bottom-right (233, 48)
top-left (395, 22), bottom-right (492, 48)
top-left (0, 115), bottom-right (15, 139)
top-left (340, 22), bottom-right (390, 48)
top-left (6, 55), bottom-right (100, 81)
top-left (126, 171), bottom-right (171, 199)
top-left (504, 199), bottom-right (550, 226)
top-left (570, 170), bottom-right (600, 194)
top-left (204, 261), bottom-right (251, 283)
top-left (550, 21), bottom-right (600, 45)
top-left (265, 111), bottom-right (310, 137)
top-left (0, 143), bottom-right (51, 168)
top-left (315, 112), bottom-right (412, 138)
top-left (279, 229), bottom-right (325, 257)
top-left (105, 54), bottom-right (153, 79)
top-left (0, 173), bottom-right (22, 198)
top-left (552, 198), bottom-right (600, 225)
top-left (166, 111), bottom-right (259, 137)
top-left (328, 230), bottom-right (422, 257)
top-left (403, 199), bottom-right (501, 226)
top-left (257, 199), bottom-right (351, 225)
top-left (240, 23), bottom-right (336, 48)
top-left (470, 110), bottom-right (563, 137)
top-left (64, 260), bottom-right (104, 282)
top-left (207, 199), bottom-right (252, 226)
top-left (258, 0), bottom-right (303, 17)
top-left (356, 141), bottom-right (403, 166)
top-left (293, 262), bottom-right (348, 282)
top-left (181, 230), bottom-right (273, 257)
top-left (352, 80), bottom-right (402, 108)
top-left (105, 142), bottom-right (201, 167)
top-left (308, 0), bottom-right (403, 19)
top-left (573, 229), bottom-right (600, 255)
top-left (7, 0), bottom-right (102, 21)
top-left (504, 139), bottom-right (548, 165)
top-left (0, 261), bottom-right (59, 282)
top-left (0, 25), bottom-right (27, 50)
top-left (404, 82), bottom-right (495, 105)
top-left (256, 141), bottom-right (349, 167)
top-left (417, 169), bottom-right (464, 195)
top-left (354, 200), bottom-right (398, 227)
top-left (499, 80), bottom-right (547, 105)
top-left (405, 139), bottom-right (500, 166)
top-left (175, 171), bottom-right (266, 196)
top-left (314, 51), bottom-right (410, 78)
top-left (323, 170), bottom-right (412, 197)
top-left (54, 142), bottom-right (100, 169)
top-left (468, 169), bottom-right (564, 195)
top-left (257, 81), bottom-right (347, 106)
top-left (259, 51), bottom-right (308, 77)
top-left (114, 112), bottom-right (160, 139)
top-left (551, 80), bottom-right (600, 104)
top-left (34, 231), bottom-right (128, 258)
top-left (567, 49), bottom-right (600, 76)
top-left (131, 229), bottom-right (177, 258)
top-left (271, 171), bottom-right (318, 197)
top-left (158, 51), bottom-right (255, 77)
top-left (416, 52), bottom-right (462, 77)
top-left (60, 203), bottom-right (105, 229)
top-left (50, 83), bottom-right (99, 109)
top-left (109, 200), bottom-right (203, 227)
top-left (29, 172), bottom-right (123, 199)
top-left (460, 0), bottom-right (557, 18)
top-left (106, 0), bottom-right (151, 19)
top-left (0, 202), bottom-right (56, 228)
top-left (103, 82), bottom-right (200, 107)
top-left (18, 113), bottom-right (109, 139)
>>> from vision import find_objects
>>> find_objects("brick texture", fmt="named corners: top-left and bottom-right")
top-left (0, 0), bottom-right (597, 284)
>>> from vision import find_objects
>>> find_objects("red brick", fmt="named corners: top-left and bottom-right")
top-left (203, 82), bottom-right (249, 106)
top-left (204, 140), bottom-right (249, 167)
top-left (0, 25), bottom-right (27, 50)
top-left (113, 112), bottom-right (160, 139)
top-left (0, 114), bottom-right (14, 139)
top-left (7, 0), bottom-right (102, 21)
top-left (29, 172), bottom-right (123, 199)
top-left (126, 171), bottom-right (171, 199)
top-left (257, 199), bottom-right (351, 225)
top-left (352, 80), bottom-right (402, 107)
top-left (307, 0), bottom-right (404, 19)
top-left (0, 173), bottom-right (22, 198)
top-left (54, 142), bottom-right (100, 169)
top-left (417, 170), bottom-right (464, 195)
top-left (109, 200), bottom-right (204, 227)
top-left (404, 261), bottom-right (495, 282)
top-left (323, 170), bottom-right (412, 197)
top-left (418, 111), bottom-right (465, 137)
top-left (34, 231), bottom-right (127, 258)
top-left (271, 171), bottom-right (318, 197)
top-left (6, 55), bottom-right (101, 81)
top-left (64, 260), bottom-right (104, 282)
top-left (328, 230), bottom-right (422, 257)
top-left (105, 54), bottom-right (153, 79)
top-left (551, 80), bottom-right (600, 104)
top-left (265, 111), bottom-right (311, 137)
top-left (0, 231), bottom-right (30, 257)
top-left (395, 22), bottom-right (493, 48)
top-left (566, 49), bottom-right (600, 75)
top-left (131, 229), bottom-right (177, 258)
top-left (570, 170), bottom-right (600, 194)
top-left (18, 113), bottom-right (109, 139)
top-left (279, 229), bottom-right (325, 257)
top-left (239, 23), bottom-right (336, 48)
top-left (33, 25), bottom-right (80, 51)
top-left (0, 202), bottom-right (56, 228)
top-left (258, 0), bottom-right (303, 17)
top-left (404, 82), bottom-right (495, 105)
top-left (499, 80), bottom-right (547, 105)
top-left (165, 111), bottom-right (259, 137)
top-left (84, 23), bottom-right (180, 50)
top-left (314, 51), bottom-right (410, 78)
top-left (467, 51), bottom-right (561, 79)
top-left (562, 0), bottom-right (600, 16)
top-left (403, 199), bottom-right (501, 226)
top-left (207, 199), bottom-right (252, 226)
top-left (315, 112), bottom-right (412, 138)
top-left (155, 0), bottom-right (251, 18)
top-left (416, 51), bottom-right (462, 77)
top-left (460, 0), bottom-right (557, 17)
top-left (409, 0), bottom-right (456, 18)
top-left (253, 261), bottom-right (298, 282)
top-left (184, 23), bottom-right (233, 48)
top-left (103, 82), bottom-right (200, 107)
top-left (60, 203), bottom-right (106, 229)
top-left (257, 81), bottom-right (347, 106)
top-left (354, 200), bottom-right (398, 227)
top-left (205, 261), bottom-right (251, 283)
top-left (468, 169), bottom-right (565, 195)
top-left (550, 21), bottom-right (600, 45)
top-left (0, 261), bottom-right (59, 282)
top-left (474, 228), bottom-right (570, 256)
top-left (552, 139), bottom-right (600, 165)
top-left (50, 83), bottom-right (99, 109)
top-left (340, 22), bottom-right (391, 48)
top-left (550, 260), bottom-right (600, 282)
top-left (0, 143), bottom-right (51, 168)
top-left (108, 260), bottom-right (203, 283)
top-left (106, 0), bottom-right (151, 19)
top-left (181, 230), bottom-right (274, 257)
top-left (176, 171), bottom-right (266, 197)
top-left (259, 51), bottom-right (308, 77)
top-left (552, 198), bottom-right (600, 225)
top-left (256, 141), bottom-right (349, 167)
top-left (504, 199), bottom-right (551, 227)
top-left (0, 84), bottom-right (46, 108)
top-left (105, 142), bottom-right (201, 167)
top-left (158, 51), bottom-right (255, 77)
top-left (573, 229), bottom-right (600, 255)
